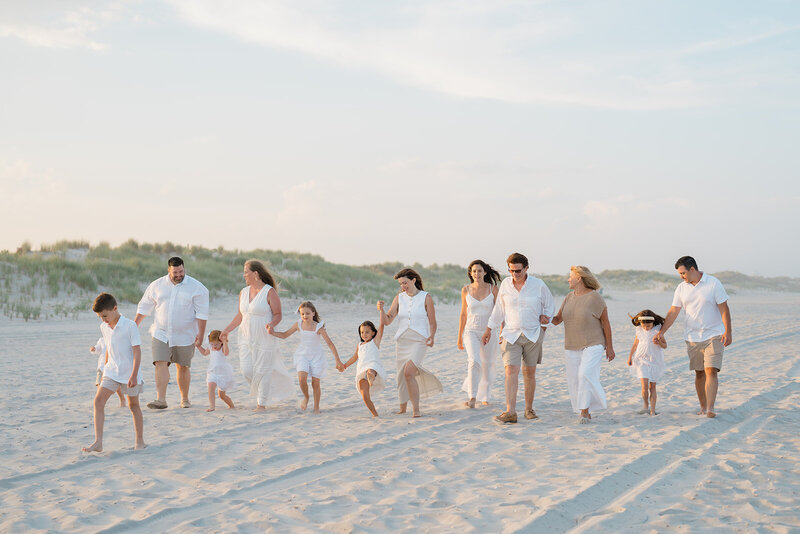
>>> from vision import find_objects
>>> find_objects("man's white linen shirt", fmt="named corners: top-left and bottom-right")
top-left (136, 274), bottom-right (209, 347)
top-left (671, 272), bottom-right (729, 342)
top-left (101, 315), bottom-right (143, 384)
top-left (487, 275), bottom-right (555, 344)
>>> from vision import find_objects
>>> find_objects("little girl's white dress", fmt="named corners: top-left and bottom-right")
top-left (207, 349), bottom-right (236, 392)
top-left (355, 339), bottom-right (386, 393)
top-left (630, 325), bottom-right (666, 381)
top-left (293, 321), bottom-right (328, 378)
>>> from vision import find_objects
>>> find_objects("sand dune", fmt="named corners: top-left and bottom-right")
top-left (1, 292), bottom-right (798, 532)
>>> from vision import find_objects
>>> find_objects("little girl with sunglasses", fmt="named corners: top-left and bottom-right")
top-left (627, 309), bottom-right (667, 415)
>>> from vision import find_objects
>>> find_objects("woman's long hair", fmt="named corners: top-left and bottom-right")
top-left (467, 259), bottom-right (501, 285)
top-left (245, 259), bottom-right (277, 288)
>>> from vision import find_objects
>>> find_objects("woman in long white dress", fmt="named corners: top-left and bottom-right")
top-left (457, 260), bottom-right (501, 408)
top-left (379, 268), bottom-right (442, 418)
top-left (220, 260), bottom-right (293, 411)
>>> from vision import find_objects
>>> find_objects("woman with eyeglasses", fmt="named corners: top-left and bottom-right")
top-left (551, 265), bottom-right (616, 424)
top-left (378, 268), bottom-right (442, 417)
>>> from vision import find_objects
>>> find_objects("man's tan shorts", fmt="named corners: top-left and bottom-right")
top-left (686, 335), bottom-right (724, 371)
top-left (152, 338), bottom-right (195, 367)
top-left (502, 331), bottom-right (545, 368)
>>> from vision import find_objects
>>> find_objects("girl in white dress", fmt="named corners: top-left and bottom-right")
top-left (379, 268), bottom-right (442, 418)
top-left (220, 260), bottom-right (294, 412)
top-left (340, 316), bottom-right (387, 417)
top-left (627, 309), bottom-right (667, 415)
top-left (197, 330), bottom-right (236, 412)
top-left (268, 301), bottom-right (342, 414)
top-left (457, 260), bottom-right (501, 408)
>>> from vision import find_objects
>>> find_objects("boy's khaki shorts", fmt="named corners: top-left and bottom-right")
top-left (502, 331), bottom-right (545, 368)
top-left (686, 336), bottom-right (724, 371)
top-left (99, 376), bottom-right (143, 396)
top-left (152, 338), bottom-right (195, 367)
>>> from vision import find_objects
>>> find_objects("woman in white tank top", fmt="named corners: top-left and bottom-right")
top-left (378, 268), bottom-right (442, 417)
top-left (457, 260), bottom-right (501, 408)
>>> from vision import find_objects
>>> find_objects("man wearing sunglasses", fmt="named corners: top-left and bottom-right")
top-left (482, 252), bottom-right (555, 424)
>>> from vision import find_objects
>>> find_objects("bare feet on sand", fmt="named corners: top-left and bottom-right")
top-left (706, 411), bottom-right (716, 418)
top-left (206, 407), bottom-right (215, 412)
top-left (637, 407), bottom-right (649, 414)
top-left (135, 442), bottom-right (147, 450)
top-left (253, 405), bottom-right (266, 412)
top-left (82, 441), bottom-right (103, 453)
top-left (300, 397), bottom-right (309, 411)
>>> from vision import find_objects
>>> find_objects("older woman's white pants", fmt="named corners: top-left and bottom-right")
top-left (564, 344), bottom-right (607, 413)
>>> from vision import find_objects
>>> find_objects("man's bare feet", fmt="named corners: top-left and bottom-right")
top-left (696, 409), bottom-right (707, 416)
top-left (396, 404), bottom-right (407, 414)
top-left (706, 411), bottom-right (716, 418)
top-left (206, 407), bottom-right (215, 412)
top-left (300, 397), bottom-right (309, 411)
top-left (412, 412), bottom-right (422, 418)
top-left (82, 441), bottom-right (103, 453)
top-left (134, 442), bottom-right (147, 450)
top-left (313, 408), bottom-right (320, 415)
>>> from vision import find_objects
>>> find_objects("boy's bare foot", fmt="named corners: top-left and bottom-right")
top-left (82, 441), bottom-right (103, 453)
top-left (706, 411), bottom-right (716, 418)
top-left (134, 442), bottom-right (147, 450)
top-left (207, 407), bottom-right (215, 412)
top-left (253, 405), bottom-right (266, 412)
top-left (300, 397), bottom-right (309, 411)
top-left (650, 410), bottom-right (659, 416)
top-left (313, 408), bottom-right (320, 415)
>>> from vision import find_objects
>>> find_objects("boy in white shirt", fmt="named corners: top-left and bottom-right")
top-left (83, 293), bottom-right (147, 452)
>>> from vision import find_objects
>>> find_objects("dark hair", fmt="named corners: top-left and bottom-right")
top-left (245, 259), bottom-right (277, 287)
top-left (674, 256), bottom-right (698, 271)
top-left (394, 268), bottom-right (423, 290)
top-left (506, 252), bottom-right (529, 269)
top-left (298, 301), bottom-right (321, 323)
top-left (358, 320), bottom-right (378, 342)
top-left (208, 330), bottom-right (222, 343)
top-left (92, 292), bottom-right (117, 312)
top-left (467, 259), bottom-right (501, 285)
top-left (631, 309), bottom-right (665, 327)
top-left (168, 256), bottom-right (184, 267)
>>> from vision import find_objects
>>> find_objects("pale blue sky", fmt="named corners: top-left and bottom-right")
top-left (1, 1), bottom-right (798, 276)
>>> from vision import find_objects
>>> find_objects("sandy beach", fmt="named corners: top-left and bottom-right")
top-left (1, 290), bottom-right (798, 532)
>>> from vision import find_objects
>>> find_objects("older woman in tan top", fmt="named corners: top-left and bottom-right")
top-left (552, 266), bottom-right (615, 424)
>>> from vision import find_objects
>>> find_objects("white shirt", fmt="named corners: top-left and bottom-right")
top-left (91, 336), bottom-right (106, 371)
top-left (100, 315), bottom-right (143, 384)
top-left (395, 290), bottom-right (430, 340)
top-left (136, 274), bottom-right (209, 346)
top-left (671, 273), bottom-right (729, 342)
top-left (487, 275), bottom-right (555, 344)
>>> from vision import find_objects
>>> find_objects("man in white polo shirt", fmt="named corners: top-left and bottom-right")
top-left (482, 252), bottom-right (555, 424)
top-left (655, 256), bottom-right (732, 418)
top-left (135, 256), bottom-right (209, 409)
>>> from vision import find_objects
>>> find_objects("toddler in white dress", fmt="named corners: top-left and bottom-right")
top-left (627, 310), bottom-right (667, 415)
top-left (197, 330), bottom-right (236, 412)
top-left (340, 317), bottom-right (386, 417)
top-left (268, 301), bottom-right (342, 414)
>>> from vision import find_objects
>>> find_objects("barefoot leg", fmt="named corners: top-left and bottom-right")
top-left (83, 386), bottom-right (114, 452)
top-left (705, 367), bottom-right (719, 417)
top-left (116, 387), bottom-right (126, 407)
top-left (128, 395), bottom-right (146, 449)
top-left (359, 379), bottom-right (378, 417)
top-left (207, 382), bottom-right (217, 411)
top-left (403, 360), bottom-right (421, 417)
top-left (298, 371), bottom-right (309, 411)
top-left (311, 377), bottom-right (321, 414)
top-left (695, 370), bottom-right (707, 415)
top-left (649, 382), bottom-right (658, 415)
top-left (219, 389), bottom-right (235, 409)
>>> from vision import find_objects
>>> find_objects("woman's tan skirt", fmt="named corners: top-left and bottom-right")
top-left (395, 329), bottom-right (443, 403)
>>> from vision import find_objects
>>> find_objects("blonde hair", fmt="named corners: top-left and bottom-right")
top-left (571, 265), bottom-right (601, 290)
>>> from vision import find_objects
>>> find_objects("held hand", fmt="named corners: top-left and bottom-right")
top-left (606, 347), bottom-right (616, 362)
top-left (481, 331), bottom-right (490, 346)
top-left (377, 300), bottom-right (385, 311)
top-left (219, 331), bottom-right (228, 342)
top-left (653, 331), bottom-right (664, 344)
top-left (721, 332), bottom-right (732, 346)
top-left (194, 334), bottom-right (203, 347)
top-left (336, 362), bottom-right (345, 372)
top-left (539, 314), bottom-right (550, 325)
top-left (627, 357), bottom-right (632, 366)
top-left (426, 336), bottom-right (435, 347)
top-left (266, 325), bottom-right (275, 335)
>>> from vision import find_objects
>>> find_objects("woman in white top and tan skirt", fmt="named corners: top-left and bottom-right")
top-left (379, 268), bottom-right (443, 418)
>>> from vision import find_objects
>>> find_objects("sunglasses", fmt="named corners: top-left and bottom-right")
top-left (509, 268), bottom-right (524, 273)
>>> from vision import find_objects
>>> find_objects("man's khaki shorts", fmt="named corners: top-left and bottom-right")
top-left (502, 331), bottom-right (545, 368)
top-left (686, 335), bottom-right (724, 371)
top-left (152, 338), bottom-right (195, 367)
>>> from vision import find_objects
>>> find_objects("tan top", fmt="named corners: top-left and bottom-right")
top-left (560, 290), bottom-right (607, 350)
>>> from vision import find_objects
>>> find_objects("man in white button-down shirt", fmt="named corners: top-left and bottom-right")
top-left (655, 256), bottom-right (732, 418)
top-left (135, 257), bottom-right (209, 409)
top-left (482, 253), bottom-right (555, 424)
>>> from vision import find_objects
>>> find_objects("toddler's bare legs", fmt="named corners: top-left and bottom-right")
top-left (638, 378), bottom-right (650, 414)
top-left (128, 395), bottom-right (146, 450)
top-left (83, 386), bottom-right (115, 452)
top-left (311, 377), bottom-right (321, 414)
top-left (358, 379), bottom-right (379, 417)
top-left (219, 389), bottom-right (234, 409)
top-left (207, 382), bottom-right (217, 411)
top-left (298, 371), bottom-right (310, 411)
top-left (649, 382), bottom-right (658, 415)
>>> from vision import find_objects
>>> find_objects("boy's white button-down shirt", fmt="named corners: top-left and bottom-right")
top-left (671, 273), bottom-right (729, 342)
top-left (136, 274), bottom-right (209, 347)
top-left (101, 315), bottom-right (143, 384)
top-left (487, 275), bottom-right (555, 344)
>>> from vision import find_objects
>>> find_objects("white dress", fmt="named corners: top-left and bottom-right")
top-left (207, 349), bottom-right (236, 391)
top-left (293, 321), bottom-right (328, 378)
top-left (394, 290), bottom-right (442, 403)
top-left (630, 325), bottom-right (666, 381)
top-left (355, 340), bottom-right (386, 393)
top-left (461, 289), bottom-right (499, 402)
top-left (237, 285), bottom-right (294, 406)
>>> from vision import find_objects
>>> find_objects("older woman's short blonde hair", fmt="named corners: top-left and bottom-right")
top-left (571, 265), bottom-right (601, 290)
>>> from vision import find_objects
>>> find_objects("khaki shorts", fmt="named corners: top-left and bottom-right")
top-left (502, 331), bottom-right (545, 368)
top-left (152, 338), bottom-right (195, 367)
top-left (686, 335), bottom-right (724, 371)
top-left (99, 376), bottom-right (143, 396)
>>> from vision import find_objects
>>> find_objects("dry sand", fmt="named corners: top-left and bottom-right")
top-left (1, 291), bottom-right (798, 532)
